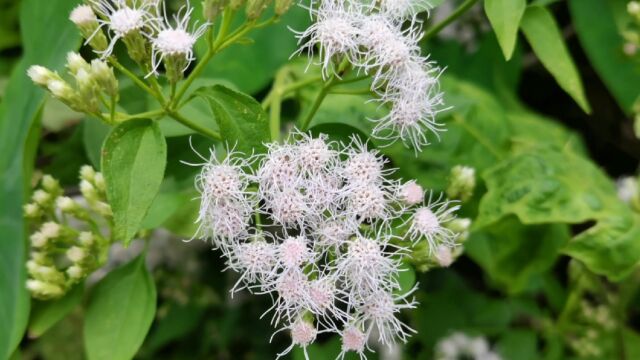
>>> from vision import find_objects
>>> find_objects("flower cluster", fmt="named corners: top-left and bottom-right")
top-left (24, 166), bottom-right (112, 299)
top-left (294, 0), bottom-right (447, 150)
top-left (192, 131), bottom-right (464, 359)
top-left (435, 332), bottom-right (502, 360)
top-left (28, 52), bottom-right (118, 115)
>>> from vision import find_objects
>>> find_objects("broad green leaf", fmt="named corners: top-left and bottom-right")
top-left (565, 214), bottom-right (640, 280)
top-left (84, 255), bottom-right (156, 360)
top-left (28, 283), bottom-right (84, 338)
top-left (102, 120), bottom-right (167, 245)
top-left (477, 147), bottom-right (640, 279)
top-left (569, 0), bottom-right (640, 113)
top-left (496, 330), bottom-right (539, 360)
top-left (520, 6), bottom-right (591, 113)
top-left (465, 217), bottom-right (570, 293)
top-left (195, 84), bottom-right (270, 154)
top-left (484, 0), bottom-right (526, 59)
top-left (0, 0), bottom-right (80, 356)
top-left (197, 7), bottom-right (310, 94)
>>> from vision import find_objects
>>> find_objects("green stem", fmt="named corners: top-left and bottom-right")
top-left (109, 59), bottom-right (158, 101)
top-left (329, 87), bottom-right (372, 95)
top-left (262, 75), bottom-right (323, 108)
top-left (556, 274), bottom-right (586, 332)
top-left (109, 96), bottom-right (116, 124)
top-left (166, 109), bottom-right (221, 140)
top-left (300, 76), bottom-right (336, 131)
top-left (422, 0), bottom-right (479, 42)
top-left (122, 108), bottom-right (166, 120)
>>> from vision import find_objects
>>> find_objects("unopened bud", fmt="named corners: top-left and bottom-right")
top-left (122, 32), bottom-right (149, 65)
top-left (32, 189), bottom-right (51, 206)
top-left (66, 52), bottom-right (90, 74)
top-left (67, 265), bottom-right (84, 280)
top-left (246, 0), bottom-right (271, 20)
top-left (27, 65), bottom-right (55, 86)
top-left (229, 0), bottom-right (245, 10)
top-left (446, 165), bottom-right (476, 202)
top-left (275, 0), bottom-right (293, 15)
top-left (79, 232), bottom-right (95, 246)
top-left (90, 59), bottom-right (118, 97)
top-left (203, 0), bottom-right (228, 21)
top-left (629, 1), bottom-right (640, 16)
top-left (70, 5), bottom-right (108, 51)
top-left (93, 172), bottom-right (106, 192)
top-left (27, 279), bottom-right (64, 299)
top-left (67, 246), bottom-right (86, 263)
top-left (41, 175), bottom-right (60, 193)
top-left (80, 179), bottom-right (97, 199)
top-left (24, 203), bottom-right (41, 218)
top-left (80, 165), bottom-right (96, 182)
top-left (41, 222), bottom-right (61, 239)
top-left (56, 196), bottom-right (77, 212)
top-left (447, 218), bottom-right (471, 242)
top-left (434, 245), bottom-right (453, 267)
top-left (399, 180), bottom-right (424, 206)
top-left (30, 232), bottom-right (48, 248)
top-left (47, 79), bottom-right (76, 101)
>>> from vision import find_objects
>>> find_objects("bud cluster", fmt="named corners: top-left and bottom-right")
top-left (294, 0), bottom-right (447, 151)
top-left (446, 165), bottom-right (476, 202)
top-left (623, 1), bottom-right (640, 57)
top-left (28, 52), bottom-right (118, 115)
top-left (435, 332), bottom-right (502, 360)
top-left (566, 297), bottom-right (618, 358)
top-left (24, 166), bottom-right (113, 300)
top-left (192, 131), bottom-right (463, 358)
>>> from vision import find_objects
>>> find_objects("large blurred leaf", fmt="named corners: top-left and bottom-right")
top-left (84, 255), bottom-right (156, 360)
top-left (477, 147), bottom-right (640, 280)
top-left (0, 0), bottom-right (80, 357)
top-left (102, 120), bottom-right (167, 245)
top-left (465, 217), bottom-right (570, 293)
top-left (520, 6), bottom-right (591, 113)
top-left (197, 7), bottom-right (310, 94)
top-left (484, 0), bottom-right (526, 60)
top-left (195, 84), bottom-right (270, 153)
top-left (569, 0), bottom-right (640, 113)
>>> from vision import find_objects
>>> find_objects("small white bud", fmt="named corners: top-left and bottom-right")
top-left (26, 279), bottom-right (64, 298)
top-left (80, 165), bottom-right (96, 181)
top-left (434, 245), bottom-right (453, 267)
top-left (32, 189), bottom-right (50, 205)
top-left (93, 172), bottom-right (106, 191)
top-left (629, 1), bottom-right (640, 16)
top-left (27, 65), bottom-right (54, 86)
top-left (41, 222), bottom-right (61, 239)
top-left (47, 79), bottom-right (74, 100)
top-left (66, 52), bottom-right (89, 74)
top-left (399, 180), bottom-right (424, 205)
top-left (69, 4), bottom-right (97, 25)
top-left (30, 232), bottom-right (48, 248)
top-left (66, 246), bottom-right (86, 263)
top-left (67, 265), bottom-right (84, 279)
top-left (79, 232), bottom-right (95, 246)
top-left (56, 196), bottom-right (76, 212)
top-left (23, 203), bottom-right (40, 218)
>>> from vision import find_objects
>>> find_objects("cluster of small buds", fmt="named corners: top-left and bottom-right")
top-left (435, 332), bottom-right (502, 360)
top-left (24, 166), bottom-right (112, 300)
top-left (192, 131), bottom-right (463, 359)
top-left (28, 52), bottom-right (118, 114)
top-left (446, 165), bottom-right (477, 202)
top-left (409, 217), bottom-right (470, 272)
top-left (294, 0), bottom-right (447, 151)
top-left (567, 297), bottom-right (617, 358)
top-left (623, 1), bottom-right (640, 57)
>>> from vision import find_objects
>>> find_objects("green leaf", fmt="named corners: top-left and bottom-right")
top-left (465, 217), bottom-right (570, 293)
top-left (195, 84), bottom-right (270, 154)
top-left (569, 0), bottom-right (640, 113)
top-left (84, 255), bottom-right (156, 360)
top-left (0, 0), bottom-right (80, 356)
top-left (477, 147), bottom-right (640, 279)
top-left (565, 214), bottom-right (640, 280)
top-left (28, 283), bottom-right (84, 338)
top-left (496, 329), bottom-right (539, 360)
top-left (520, 6), bottom-right (591, 113)
top-left (484, 0), bottom-right (526, 59)
top-left (82, 119), bottom-right (111, 169)
top-left (102, 120), bottom-right (167, 245)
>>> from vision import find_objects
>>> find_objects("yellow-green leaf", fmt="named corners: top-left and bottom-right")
top-left (484, 0), bottom-right (526, 60)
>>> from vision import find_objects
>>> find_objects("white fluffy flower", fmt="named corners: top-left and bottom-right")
top-left (339, 325), bottom-right (368, 360)
top-left (277, 317), bottom-right (318, 360)
top-left (148, 2), bottom-right (208, 76)
top-left (90, 0), bottom-right (156, 57)
top-left (278, 236), bottom-right (313, 268)
top-left (227, 240), bottom-right (278, 293)
top-left (359, 286), bottom-right (418, 346)
top-left (293, 0), bottom-right (363, 78)
top-left (407, 192), bottom-right (460, 250)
